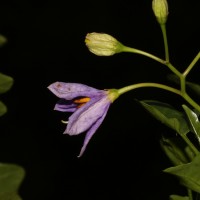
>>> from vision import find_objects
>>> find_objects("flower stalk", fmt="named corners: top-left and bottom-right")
top-left (160, 24), bottom-right (169, 62)
top-left (121, 46), bottom-right (166, 64)
top-left (118, 82), bottom-right (200, 113)
top-left (183, 51), bottom-right (200, 77)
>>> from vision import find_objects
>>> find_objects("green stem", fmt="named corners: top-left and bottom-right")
top-left (121, 46), bottom-right (183, 80)
top-left (118, 82), bottom-right (181, 96)
top-left (183, 51), bottom-right (200, 77)
top-left (118, 82), bottom-right (200, 113)
top-left (164, 62), bottom-right (187, 95)
top-left (182, 92), bottom-right (200, 113)
top-left (166, 62), bottom-right (182, 78)
top-left (160, 24), bottom-right (169, 62)
top-left (161, 61), bottom-right (186, 94)
top-left (180, 76), bottom-right (186, 94)
top-left (160, 23), bottom-right (187, 95)
top-left (122, 46), bottom-right (166, 64)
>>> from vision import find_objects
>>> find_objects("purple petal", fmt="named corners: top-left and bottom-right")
top-left (78, 107), bottom-right (109, 157)
top-left (54, 99), bottom-right (77, 112)
top-left (64, 96), bottom-right (111, 135)
top-left (48, 82), bottom-right (104, 100)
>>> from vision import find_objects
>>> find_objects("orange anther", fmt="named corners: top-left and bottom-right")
top-left (74, 97), bottom-right (90, 104)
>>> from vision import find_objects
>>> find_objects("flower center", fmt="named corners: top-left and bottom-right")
top-left (61, 97), bottom-right (91, 125)
top-left (73, 97), bottom-right (91, 108)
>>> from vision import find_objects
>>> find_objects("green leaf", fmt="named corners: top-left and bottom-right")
top-left (0, 193), bottom-right (22, 200)
top-left (182, 105), bottom-right (200, 144)
top-left (0, 101), bottom-right (7, 116)
top-left (170, 194), bottom-right (189, 200)
top-left (167, 74), bottom-right (180, 85)
top-left (0, 73), bottom-right (14, 94)
top-left (139, 100), bottom-right (190, 136)
top-left (184, 146), bottom-right (196, 161)
top-left (0, 35), bottom-right (7, 47)
top-left (186, 82), bottom-right (200, 97)
top-left (0, 163), bottom-right (25, 199)
top-left (164, 153), bottom-right (200, 193)
top-left (160, 137), bottom-right (190, 166)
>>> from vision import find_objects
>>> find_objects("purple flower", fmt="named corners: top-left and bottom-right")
top-left (48, 82), bottom-right (119, 157)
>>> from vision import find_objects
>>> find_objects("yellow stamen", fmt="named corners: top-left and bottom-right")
top-left (74, 97), bottom-right (90, 104)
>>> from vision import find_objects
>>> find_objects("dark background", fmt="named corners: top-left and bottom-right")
top-left (0, 0), bottom-right (199, 199)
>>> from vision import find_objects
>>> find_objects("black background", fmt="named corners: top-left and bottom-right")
top-left (0, 0), bottom-right (199, 199)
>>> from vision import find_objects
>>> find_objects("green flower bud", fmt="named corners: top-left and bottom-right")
top-left (85, 32), bottom-right (124, 56)
top-left (152, 0), bottom-right (168, 24)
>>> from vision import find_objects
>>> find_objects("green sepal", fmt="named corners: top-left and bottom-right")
top-left (0, 73), bottom-right (14, 94)
top-left (139, 100), bottom-right (190, 136)
top-left (0, 163), bottom-right (25, 200)
top-left (0, 101), bottom-right (7, 116)
top-left (164, 153), bottom-right (200, 193)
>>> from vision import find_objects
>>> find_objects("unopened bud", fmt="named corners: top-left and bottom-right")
top-left (85, 32), bottom-right (124, 56)
top-left (152, 0), bottom-right (168, 24)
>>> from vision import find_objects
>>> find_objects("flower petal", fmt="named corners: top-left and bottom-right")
top-left (78, 107), bottom-right (109, 157)
top-left (65, 96), bottom-right (111, 135)
top-left (48, 82), bottom-right (104, 100)
top-left (54, 99), bottom-right (77, 112)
